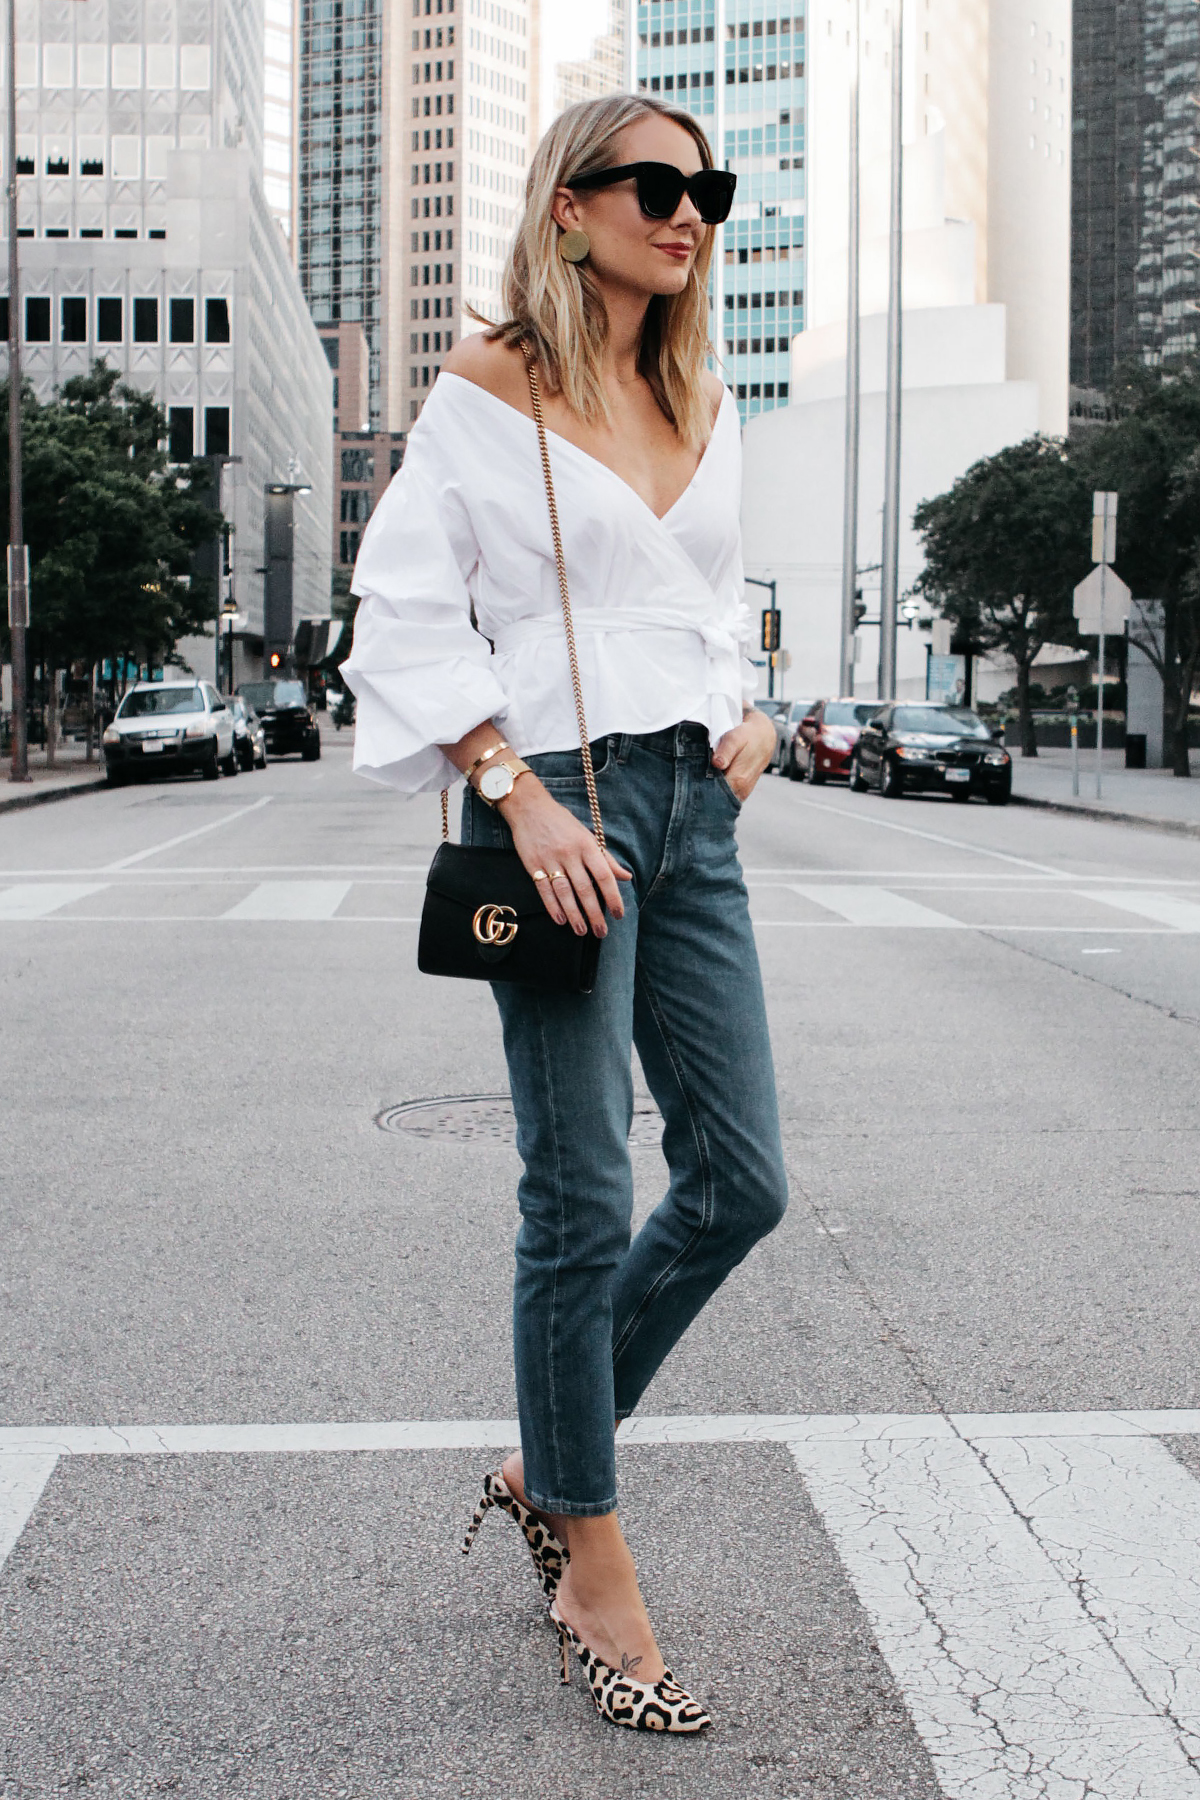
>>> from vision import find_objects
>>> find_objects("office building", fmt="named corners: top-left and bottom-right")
top-left (1072, 0), bottom-right (1200, 402)
top-left (636, 0), bottom-right (807, 424)
top-left (741, 0), bottom-right (1073, 701)
top-left (381, 0), bottom-right (535, 429)
top-left (3, 0), bottom-right (333, 680)
top-left (264, 0), bottom-right (299, 244)
top-left (555, 0), bottom-right (630, 116)
top-left (320, 321), bottom-right (407, 568)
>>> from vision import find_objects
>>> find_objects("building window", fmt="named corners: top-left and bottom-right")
top-left (133, 297), bottom-right (159, 343)
top-left (97, 297), bottom-right (123, 342)
top-left (340, 489), bottom-right (372, 523)
top-left (24, 296), bottom-right (50, 342)
top-left (339, 529), bottom-right (360, 563)
top-left (61, 297), bottom-right (87, 342)
top-left (204, 406), bottom-right (230, 456)
top-left (205, 297), bottom-right (231, 343)
top-left (168, 406), bottom-right (194, 461)
top-left (169, 297), bottom-right (195, 343)
top-left (322, 335), bottom-right (339, 369)
top-left (341, 448), bottom-right (375, 482)
top-left (0, 298), bottom-right (7, 339)
top-left (390, 447), bottom-right (405, 475)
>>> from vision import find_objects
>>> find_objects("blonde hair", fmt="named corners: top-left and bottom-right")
top-left (488, 95), bottom-right (718, 451)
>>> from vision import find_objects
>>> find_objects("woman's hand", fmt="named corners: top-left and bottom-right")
top-left (712, 708), bottom-right (777, 801)
top-left (501, 777), bottom-right (632, 937)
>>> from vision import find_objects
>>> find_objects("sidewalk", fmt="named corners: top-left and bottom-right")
top-left (1011, 746), bottom-right (1200, 838)
top-left (0, 746), bottom-right (107, 816)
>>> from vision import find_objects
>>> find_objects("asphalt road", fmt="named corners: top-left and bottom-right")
top-left (2, 744), bottom-right (1200, 1799)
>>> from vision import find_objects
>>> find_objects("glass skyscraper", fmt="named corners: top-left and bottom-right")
top-left (636, 0), bottom-right (806, 423)
top-left (297, 0), bottom-right (384, 424)
top-left (1072, 0), bottom-right (1200, 400)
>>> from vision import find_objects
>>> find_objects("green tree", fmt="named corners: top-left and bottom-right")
top-left (1075, 363), bottom-right (1200, 777)
top-left (1, 364), bottom-right (223, 714)
top-left (913, 437), bottom-right (1092, 757)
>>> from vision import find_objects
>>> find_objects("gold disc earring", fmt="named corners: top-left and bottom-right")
top-left (559, 228), bottom-right (590, 264)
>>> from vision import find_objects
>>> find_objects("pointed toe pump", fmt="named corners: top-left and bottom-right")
top-left (550, 1604), bottom-right (713, 1733)
top-left (462, 1470), bottom-right (568, 1601)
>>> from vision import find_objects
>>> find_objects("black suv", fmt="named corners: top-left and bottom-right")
top-left (236, 680), bottom-right (321, 762)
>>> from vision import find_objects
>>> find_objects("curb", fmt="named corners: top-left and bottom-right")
top-left (0, 775), bottom-right (108, 817)
top-left (1011, 790), bottom-right (1200, 842)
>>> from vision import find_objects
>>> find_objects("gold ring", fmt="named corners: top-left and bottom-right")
top-left (532, 869), bottom-right (549, 882)
top-left (550, 870), bottom-right (567, 882)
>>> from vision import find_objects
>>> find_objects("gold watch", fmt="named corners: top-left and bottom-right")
top-left (475, 757), bottom-right (531, 807)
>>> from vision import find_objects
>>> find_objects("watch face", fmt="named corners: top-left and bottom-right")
top-left (479, 763), bottom-right (515, 802)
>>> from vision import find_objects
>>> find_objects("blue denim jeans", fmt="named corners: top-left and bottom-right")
top-left (463, 722), bottom-right (788, 1516)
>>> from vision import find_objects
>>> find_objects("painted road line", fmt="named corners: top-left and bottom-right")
top-left (0, 883), bottom-right (109, 918)
top-left (790, 884), bottom-right (968, 928)
top-left (0, 1454), bottom-right (58, 1566)
top-left (790, 1432), bottom-right (1200, 1798)
top-left (982, 1434), bottom-right (1200, 1762)
top-left (5, 1406), bottom-right (1200, 1461)
top-left (790, 797), bottom-right (1069, 876)
top-left (1085, 890), bottom-right (1200, 931)
top-left (222, 880), bottom-right (354, 920)
top-left (104, 795), bottom-right (274, 870)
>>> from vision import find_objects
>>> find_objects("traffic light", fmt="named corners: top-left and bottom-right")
top-left (853, 588), bottom-right (866, 628)
top-left (269, 651), bottom-right (283, 670)
top-left (761, 608), bottom-right (781, 652)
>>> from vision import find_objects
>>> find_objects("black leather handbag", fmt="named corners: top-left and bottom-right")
top-left (416, 350), bottom-right (606, 995)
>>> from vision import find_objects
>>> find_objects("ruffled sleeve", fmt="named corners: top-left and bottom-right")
top-left (340, 411), bottom-right (509, 794)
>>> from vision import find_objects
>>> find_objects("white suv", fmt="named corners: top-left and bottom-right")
top-left (103, 681), bottom-right (239, 786)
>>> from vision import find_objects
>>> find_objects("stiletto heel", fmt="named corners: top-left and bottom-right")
top-left (548, 1603), bottom-right (712, 1733)
top-left (461, 1471), bottom-right (568, 1601)
top-left (554, 1614), bottom-right (571, 1685)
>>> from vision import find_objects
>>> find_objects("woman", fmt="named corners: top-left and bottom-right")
top-left (343, 93), bottom-right (787, 1732)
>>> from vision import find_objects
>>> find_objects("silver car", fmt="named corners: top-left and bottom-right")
top-left (102, 680), bottom-right (239, 786)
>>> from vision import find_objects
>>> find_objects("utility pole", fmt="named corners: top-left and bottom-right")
top-left (6, 0), bottom-right (29, 781)
top-left (839, 0), bottom-right (861, 698)
top-left (878, 0), bottom-right (904, 702)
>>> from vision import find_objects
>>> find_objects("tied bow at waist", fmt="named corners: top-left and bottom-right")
top-left (491, 607), bottom-right (744, 699)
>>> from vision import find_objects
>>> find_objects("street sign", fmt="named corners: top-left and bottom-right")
top-left (1073, 564), bottom-right (1131, 636)
top-left (1091, 490), bottom-right (1119, 565)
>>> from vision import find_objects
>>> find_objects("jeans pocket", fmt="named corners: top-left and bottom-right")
top-left (528, 739), bottom-right (614, 787)
top-left (713, 769), bottom-right (744, 812)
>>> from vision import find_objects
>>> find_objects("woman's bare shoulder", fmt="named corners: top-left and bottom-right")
top-left (702, 369), bottom-right (728, 427)
top-left (442, 331), bottom-right (531, 412)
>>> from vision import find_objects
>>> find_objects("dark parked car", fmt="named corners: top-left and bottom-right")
top-left (236, 680), bottom-right (321, 761)
top-left (849, 703), bottom-right (1012, 803)
top-left (226, 695), bottom-right (267, 770)
top-left (791, 698), bottom-right (881, 782)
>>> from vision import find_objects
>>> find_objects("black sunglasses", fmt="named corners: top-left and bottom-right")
top-left (568, 161), bottom-right (737, 226)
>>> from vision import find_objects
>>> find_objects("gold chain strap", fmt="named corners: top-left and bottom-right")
top-left (440, 348), bottom-right (605, 852)
top-left (523, 347), bottom-right (605, 851)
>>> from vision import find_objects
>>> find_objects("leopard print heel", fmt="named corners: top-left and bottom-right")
top-left (550, 1604), bottom-right (712, 1733)
top-left (462, 1471), bottom-right (568, 1600)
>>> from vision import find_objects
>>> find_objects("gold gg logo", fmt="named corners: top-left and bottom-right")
top-left (472, 903), bottom-right (518, 947)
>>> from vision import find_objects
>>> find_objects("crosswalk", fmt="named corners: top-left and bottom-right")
top-left (4, 1406), bottom-right (1200, 1796)
top-left (2, 877), bottom-right (1200, 933)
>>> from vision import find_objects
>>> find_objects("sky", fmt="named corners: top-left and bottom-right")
top-left (538, 0), bottom-right (615, 129)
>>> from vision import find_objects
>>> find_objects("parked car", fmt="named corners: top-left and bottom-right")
top-left (769, 698), bottom-right (819, 774)
top-left (236, 680), bottom-right (322, 761)
top-left (791, 698), bottom-right (882, 783)
top-left (751, 697), bottom-right (789, 769)
top-left (849, 703), bottom-right (1012, 803)
top-left (226, 694), bottom-right (267, 770)
top-left (102, 681), bottom-right (238, 785)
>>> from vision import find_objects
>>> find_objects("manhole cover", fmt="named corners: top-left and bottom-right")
top-left (376, 1093), bottom-right (665, 1146)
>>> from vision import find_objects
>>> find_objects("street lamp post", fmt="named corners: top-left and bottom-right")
top-left (878, 0), bottom-right (904, 702)
top-left (839, 0), bottom-right (862, 699)
top-left (6, 0), bottom-right (30, 782)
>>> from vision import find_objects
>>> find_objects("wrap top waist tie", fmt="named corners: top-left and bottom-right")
top-left (491, 607), bottom-right (743, 702)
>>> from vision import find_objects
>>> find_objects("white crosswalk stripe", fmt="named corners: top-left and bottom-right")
top-left (791, 883), bottom-right (967, 928)
top-left (0, 883), bottom-right (109, 918)
top-left (4, 1408), bottom-right (1200, 1795)
top-left (221, 880), bottom-right (353, 920)
top-left (1085, 890), bottom-right (1200, 931)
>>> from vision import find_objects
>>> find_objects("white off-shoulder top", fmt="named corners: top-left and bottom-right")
top-left (341, 370), bottom-right (755, 795)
